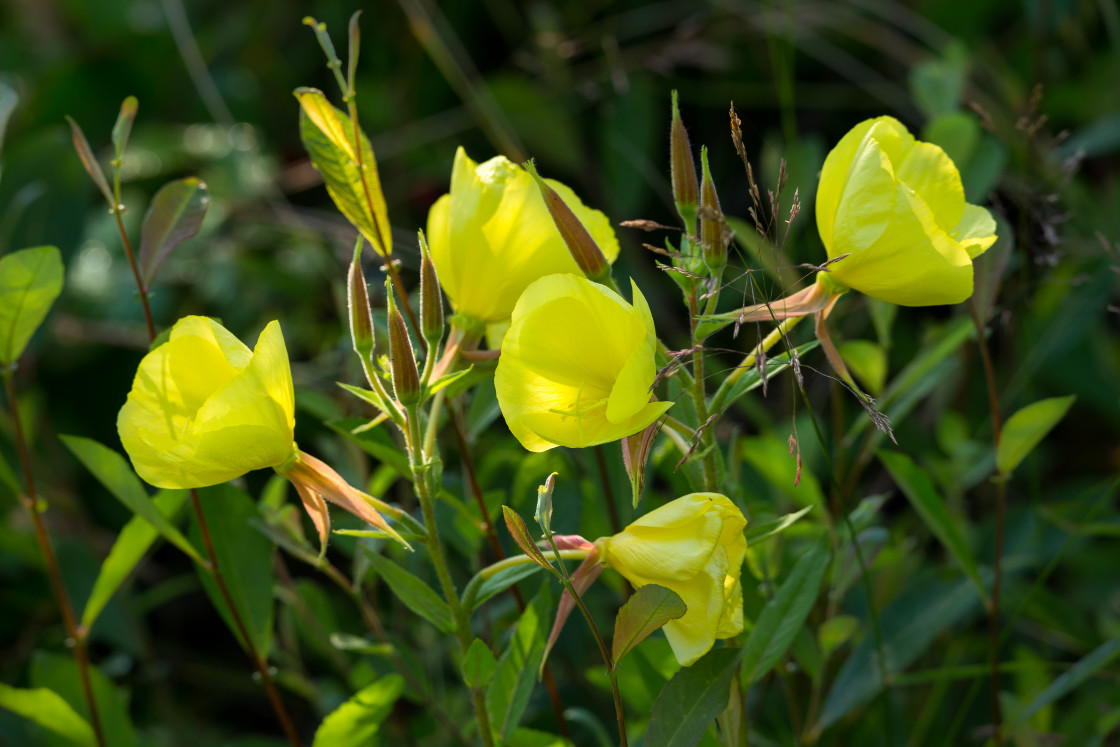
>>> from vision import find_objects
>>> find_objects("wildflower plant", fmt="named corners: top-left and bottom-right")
top-left (3, 9), bottom-right (1106, 747)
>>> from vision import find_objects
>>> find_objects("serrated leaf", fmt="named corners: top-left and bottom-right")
top-left (66, 116), bottom-right (113, 205)
top-left (645, 647), bottom-right (744, 747)
top-left (0, 684), bottom-right (96, 747)
top-left (312, 675), bottom-right (404, 747)
top-left (81, 489), bottom-right (189, 629)
top-left (296, 87), bottom-right (391, 255)
top-left (362, 550), bottom-right (455, 633)
top-left (997, 395), bottom-right (1076, 476)
top-left (611, 584), bottom-right (686, 670)
top-left (879, 450), bottom-right (987, 604)
top-left (190, 484), bottom-right (275, 655)
top-left (62, 435), bottom-right (204, 565)
top-left (138, 177), bottom-right (209, 290)
top-left (462, 638), bottom-right (499, 689)
top-left (0, 246), bottom-right (64, 364)
top-left (742, 540), bottom-right (830, 684)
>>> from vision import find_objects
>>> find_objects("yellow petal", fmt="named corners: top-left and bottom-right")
top-left (896, 140), bottom-right (966, 231)
top-left (828, 135), bottom-right (898, 261)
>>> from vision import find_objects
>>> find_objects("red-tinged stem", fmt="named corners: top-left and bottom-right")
top-left (189, 488), bottom-right (301, 747)
top-left (4, 368), bottom-right (107, 747)
top-left (110, 210), bottom-right (156, 341)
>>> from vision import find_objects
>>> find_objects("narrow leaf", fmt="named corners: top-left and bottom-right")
top-left (190, 484), bottom-right (275, 655)
top-left (462, 638), bottom-right (499, 689)
top-left (138, 177), bottom-right (210, 290)
top-left (0, 80), bottom-right (17, 161)
top-left (66, 116), bottom-right (114, 205)
top-left (61, 435), bottom-right (204, 564)
top-left (487, 587), bottom-right (550, 742)
top-left (879, 450), bottom-right (988, 603)
top-left (742, 540), bottom-right (831, 684)
top-left (312, 675), bottom-right (404, 747)
top-left (0, 246), bottom-right (64, 364)
top-left (1011, 637), bottom-right (1120, 726)
top-left (744, 506), bottom-right (814, 545)
top-left (501, 506), bottom-right (553, 572)
top-left (710, 341), bottom-right (820, 415)
top-left (645, 647), bottom-right (744, 747)
top-left (996, 395), bottom-right (1076, 476)
top-left (81, 489), bottom-right (189, 629)
top-left (363, 550), bottom-right (455, 633)
top-left (111, 96), bottom-right (138, 158)
top-left (295, 87), bottom-right (391, 255)
top-left (31, 651), bottom-right (137, 747)
top-left (462, 562), bottom-right (545, 612)
top-left (0, 684), bottom-right (96, 747)
top-left (611, 584), bottom-right (686, 669)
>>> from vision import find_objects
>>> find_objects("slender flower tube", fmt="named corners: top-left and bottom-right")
top-left (816, 116), bottom-right (998, 306)
top-left (426, 147), bottom-right (620, 332)
top-left (118, 316), bottom-right (408, 549)
top-left (596, 493), bottom-right (747, 666)
top-left (494, 274), bottom-right (673, 452)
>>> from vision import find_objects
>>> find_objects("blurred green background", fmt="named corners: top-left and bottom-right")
top-left (1, 0), bottom-right (1118, 744)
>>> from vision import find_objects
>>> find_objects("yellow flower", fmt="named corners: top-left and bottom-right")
top-left (118, 316), bottom-right (409, 551)
top-left (596, 493), bottom-right (747, 666)
top-left (426, 147), bottom-right (620, 327)
top-left (494, 274), bottom-right (673, 452)
top-left (816, 116), bottom-right (998, 306)
top-left (118, 316), bottom-right (295, 489)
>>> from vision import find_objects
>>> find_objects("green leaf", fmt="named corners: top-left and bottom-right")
top-left (645, 647), bottom-right (744, 747)
top-left (709, 341), bottom-right (820, 414)
top-left (501, 506), bottom-right (553, 573)
top-left (138, 177), bottom-right (210, 290)
top-left (295, 87), bottom-right (391, 255)
top-left (461, 638), bottom-right (499, 689)
top-left (922, 111), bottom-right (980, 169)
top-left (487, 586), bottom-right (551, 742)
top-left (190, 484), bottom-right (275, 655)
top-left (65, 116), bottom-right (114, 205)
top-left (311, 675), bottom-right (404, 747)
top-left (909, 40), bottom-right (968, 120)
top-left (0, 80), bottom-right (17, 162)
top-left (836, 340), bottom-right (887, 396)
top-left (1011, 637), bottom-right (1120, 727)
top-left (814, 573), bottom-right (985, 733)
top-left (362, 550), bottom-right (455, 633)
top-left (81, 489), bottom-right (189, 629)
top-left (111, 96), bottom-right (138, 159)
top-left (31, 651), bottom-right (137, 747)
top-left (0, 684), bottom-right (96, 747)
top-left (462, 562), bottom-right (545, 612)
top-left (0, 246), bottom-right (64, 364)
top-left (742, 540), bottom-right (830, 684)
top-left (611, 584), bottom-right (686, 670)
top-left (878, 450), bottom-right (987, 604)
top-left (996, 395), bottom-right (1076, 476)
top-left (61, 435), bottom-right (204, 565)
top-left (743, 506), bottom-right (814, 545)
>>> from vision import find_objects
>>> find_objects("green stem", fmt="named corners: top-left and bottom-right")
top-left (4, 367), bottom-right (107, 747)
top-left (687, 290), bottom-right (718, 491)
top-left (709, 315), bottom-right (805, 414)
top-left (405, 405), bottom-right (495, 747)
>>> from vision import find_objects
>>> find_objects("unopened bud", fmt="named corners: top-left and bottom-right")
top-left (417, 230), bottom-right (444, 346)
top-left (524, 160), bottom-right (611, 283)
top-left (699, 147), bottom-right (726, 274)
top-left (386, 280), bottom-right (421, 406)
top-left (347, 239), bottom-right (375, 362)
top-left (670, 90), bottom-right (699, 231)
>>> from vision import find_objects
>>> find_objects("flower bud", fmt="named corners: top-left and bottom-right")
top-left (816, 116), bottom-right (998, 306)
top-left (417, 231), bottom-right (444, 346)
top-left (699, 146), bottom-right (726, 275)
top-left (524, 160), bottom-right (611, 284)
top-left (670, 90), bottom-right (699, 231)
top-left (596, 493), bottom-right (746, 666)
top-left (347, 241), bottom-right (375, 363)
top-left (386, 281), bottom-right (421, 406)
top-left (495, 274), bottom-right (673, 452)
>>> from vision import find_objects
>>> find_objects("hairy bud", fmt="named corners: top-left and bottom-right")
top-left (670, 90), bottom-right (699, 231)
top-left (417, 231), bottom-right (445, 346)
top-left (386, 280), bottom-right (421, 406)
top-left (699, 147), bottom-right (727, 275)
top-left (347, 240), bottom-right (375, 363)
top-left (523, 160), bottom-right (611, 284)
